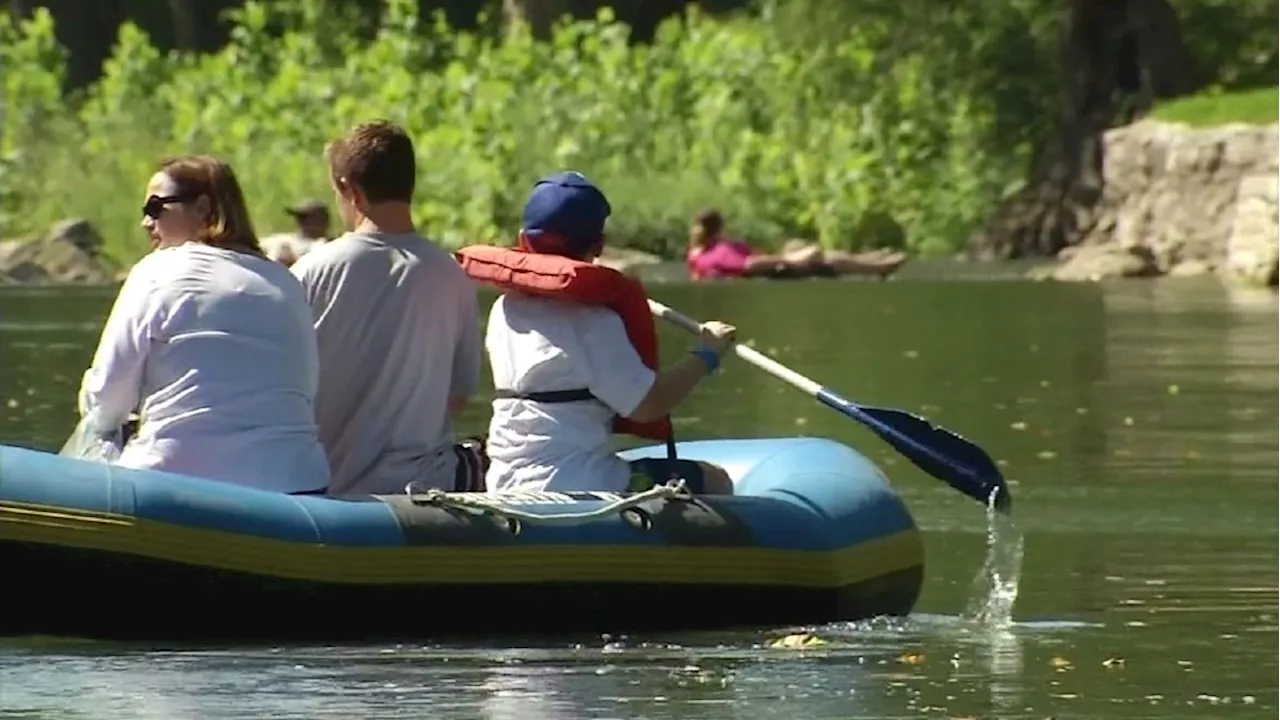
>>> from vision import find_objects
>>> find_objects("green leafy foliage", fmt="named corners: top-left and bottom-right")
top-left (0, 0), bottom-right (1273, 264)
top-left (2, 0), bottom-right (1037, 262)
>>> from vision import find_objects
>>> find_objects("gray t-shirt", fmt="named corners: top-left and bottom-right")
top-left (291, 231), bottom-right (481, 495)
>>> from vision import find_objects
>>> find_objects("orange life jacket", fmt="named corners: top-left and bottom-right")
top-left (455, 245), bottom-right (674, 442)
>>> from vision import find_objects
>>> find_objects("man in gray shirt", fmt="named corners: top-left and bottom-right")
top-left (291, 120), bottom-right (482, 496)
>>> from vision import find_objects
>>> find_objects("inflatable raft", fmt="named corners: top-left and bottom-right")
top-left (0, 436), bottom-right (924, 642)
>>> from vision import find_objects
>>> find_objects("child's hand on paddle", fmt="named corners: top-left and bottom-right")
top-left (698, 321), bottom-right (737, 355)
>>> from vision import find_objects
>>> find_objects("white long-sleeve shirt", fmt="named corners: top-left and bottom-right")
top-left (78, 243), bottom-right (330, 493)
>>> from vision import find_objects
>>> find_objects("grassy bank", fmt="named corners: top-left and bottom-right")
top-left (1151, 86), bottom-right (1279, 127)
top-left (1, 1), bottom-right (1045, 265)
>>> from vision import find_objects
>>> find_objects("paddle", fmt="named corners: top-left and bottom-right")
top-left (648, 299), bottom-right (1011, 512)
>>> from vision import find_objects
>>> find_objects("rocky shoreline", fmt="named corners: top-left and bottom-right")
top-left (0, 226), bottom-right (667, 285)
top-left (0, 220), bottom-right (122, 285)
top-left (1027, 120), bottom-right (1278, 286)
top-left (3, 119), bottom-right (1276, 288)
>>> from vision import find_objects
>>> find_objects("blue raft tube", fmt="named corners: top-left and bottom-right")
top-left (0, 436), bottom-right (924, 642)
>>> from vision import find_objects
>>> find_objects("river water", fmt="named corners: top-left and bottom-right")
top-left (0, 276), bottom-right (1275, 719)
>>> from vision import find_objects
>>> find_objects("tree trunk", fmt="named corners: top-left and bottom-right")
top-left (167, 0), bottom-right (199, 52)
top-left (502, 0), bottom-right (568, 39)
top-left (967, 0), bottom-right (1199, 260)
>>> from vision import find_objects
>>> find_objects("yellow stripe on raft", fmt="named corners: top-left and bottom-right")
top-left (0, 501), bottom-right (924, 587)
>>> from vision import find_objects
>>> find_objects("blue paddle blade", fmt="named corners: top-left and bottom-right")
top-left (816, 390), bottom-right (1011, 512)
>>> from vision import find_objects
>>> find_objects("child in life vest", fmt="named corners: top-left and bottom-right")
top-left (480, 172), bottom-right (736, 495)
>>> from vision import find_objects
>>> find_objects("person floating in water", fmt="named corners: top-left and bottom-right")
top-left (686, 209), bottom-right (908, 281)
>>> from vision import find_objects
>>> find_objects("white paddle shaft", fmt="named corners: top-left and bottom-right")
top-left (647, 299), bottom-right (824, 396)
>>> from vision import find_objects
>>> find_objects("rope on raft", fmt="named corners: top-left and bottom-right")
top-left (404, 479), bottom-right (692, 527)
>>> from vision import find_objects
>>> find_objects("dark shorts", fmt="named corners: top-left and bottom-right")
top-left (294, 436), bottom-right (491, 497)
top-left (627, 458), bottom-right (706, 494)
top-left (453, 436), bottom-right (489, 492)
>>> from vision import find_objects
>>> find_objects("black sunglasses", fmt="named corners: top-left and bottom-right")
top-left (142, 194), bottom-right (195, 220)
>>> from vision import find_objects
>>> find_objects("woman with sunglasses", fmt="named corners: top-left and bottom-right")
top-left (75, 155), bottom-right (330, 494)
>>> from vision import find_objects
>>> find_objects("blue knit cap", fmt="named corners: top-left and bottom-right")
top-left (521, 171), bottom-right (612, 254)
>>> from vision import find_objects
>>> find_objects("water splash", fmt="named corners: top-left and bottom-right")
top-left (962, 490), bottom-right (1025, 629)
top-left (959, 491), bottom-right (1028, 716)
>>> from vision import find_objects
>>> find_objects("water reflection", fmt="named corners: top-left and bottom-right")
top-left (0, 278), bottom-right (1276, 719)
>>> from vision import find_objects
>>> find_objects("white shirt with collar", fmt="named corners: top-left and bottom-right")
top-left (483, 293), bottom-right (657, 493)
top-left (78, 242), bottom-right (330, 493)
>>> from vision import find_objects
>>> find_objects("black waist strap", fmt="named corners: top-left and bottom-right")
top-left (494, 388), bottom-right (597, 403)
top-left (495, 388), bottom-right (679, 461)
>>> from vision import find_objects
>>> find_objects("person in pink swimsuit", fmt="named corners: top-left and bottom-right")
top-left (685, 209), bottom-right (907, 281)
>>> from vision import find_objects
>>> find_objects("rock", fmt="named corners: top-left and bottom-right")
top-left (1226, 174), bottom-right (1280, 287)
top-left (49, 219), bottom-right (106, 257)
top-left (0, 240), bottom-right (54, 283)
top-left (1167, 259), bottom-right (1215, 277)
top-left (0, 219), bottom-right (115, 285)
top-left (1048, 244), bottom-right (1160, 281)
top-left (596, 246), bottom-right (662, 277)
top-left (1029, 120), bottom-right (1279, 284)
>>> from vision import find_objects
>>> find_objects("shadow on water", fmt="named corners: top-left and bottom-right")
top-left (0, 277), bottom-right (1276, 719)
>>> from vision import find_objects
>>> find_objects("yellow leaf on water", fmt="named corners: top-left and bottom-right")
top-left (898, 652), bottom-right (926, 665)
top-left (1167, 384), bottom-right (1180, 395)
top-left (1050, 657), bottom-right (1073, 669)
top-left (903, 350), bottom-right (919, 359)
top-left (769, 633), bottom-right (826, 650)
top-left (1123, 416), bottom-right (1135, 426)
top-left (1076, 407), bottom-right (1089, 415)
top-left (1036, 450), bottom-right (1058, 460)
top-left (1010, 421), bottom-right (1028, 431)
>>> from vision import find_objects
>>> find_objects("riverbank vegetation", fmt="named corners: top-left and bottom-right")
top-left (2, 0), bottom-right (1276, 264)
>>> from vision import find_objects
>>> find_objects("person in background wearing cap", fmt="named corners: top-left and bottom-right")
top-left (483, 171), bottom-right (736, 495)
top-left (260, 198), bottom-right (332, 268)
top-left (290, 120), bottom-right (483, 496)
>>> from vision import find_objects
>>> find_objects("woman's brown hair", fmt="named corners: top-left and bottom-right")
top-left (689, 208), bottom-right (725, 247)
top-left (157, 154), bottom-right (263, 255)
